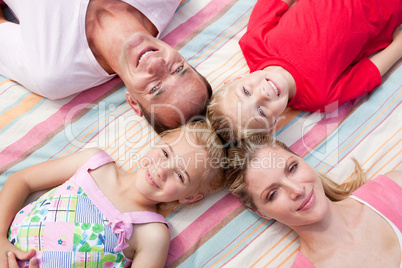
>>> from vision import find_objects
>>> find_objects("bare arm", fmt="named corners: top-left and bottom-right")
top-left (130, 223), bottom-right (170, 268)
top-left (0, 148), bottom-right (103, 267)
top-left (384, 170), bottom-right (402, 188)
top-left (370, 26), bottom-right (402, 76)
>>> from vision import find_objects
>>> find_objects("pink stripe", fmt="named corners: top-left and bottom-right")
top-left (166, 193), bottom-right (242, 265)
top-left (162, 0), bottom-right (234, 47)
top-left (0, 78), bottom-right (121, 167)
top-left (314, 85), bottom-right (401, 169)
top-left (290, 101), bottom-right (355, 156)
top-left (327, 101), bottom-right (401, 172)
top-left (221, 220), bottom-right (276, 267)
top-left (48, 100), bottom-right (130, 159)
top-left (188, 13), bottom-right (250, 67)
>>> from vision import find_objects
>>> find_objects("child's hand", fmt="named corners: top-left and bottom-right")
top-left (7, 251), bottom-right (38, 268)
top-left (0, 238), bottom-right (36, 268)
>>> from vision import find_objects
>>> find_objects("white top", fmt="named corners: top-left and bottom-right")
top-left (0, 0), bottom-right (181, 99)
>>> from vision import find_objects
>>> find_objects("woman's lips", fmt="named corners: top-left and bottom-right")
top-left (297, 190), bottom-right (315, 211)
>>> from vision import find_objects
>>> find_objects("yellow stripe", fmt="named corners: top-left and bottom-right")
top-left (0, 79), bottom-right (12, 87)
top-left (277, 247), bottom-right (300, 268)
top-left (262, 235), bottom-right (299, 268)
top-left (0, 93), bottom-right (42, 130)
top-left (319, 91), bottom-right (402, 172)
top-left (250, 230), bottom-right (294, 267)
top-left (209, 219), bottom-right (269, 267)
top-left (367, 151), bottom-right (401, 180)
top-left (59, 103), bottom-right (131, 158)
top-left (342, 129), bottom-right (400, 184)
top-left (190, 14), bottom-right (251, 66)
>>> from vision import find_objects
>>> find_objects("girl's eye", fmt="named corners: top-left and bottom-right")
top-left (176, 172), bottom-right (184, 182)
top-left (243, 88), bottom-right (250, 96)
top-left (162, 149), bottom-right (168, 158)
top-left (267, 190), bottom-right (277, 201)
top-left (258, 107), bottom-right (265, 117)
top-left (175, 66), bottom-right (183, 74)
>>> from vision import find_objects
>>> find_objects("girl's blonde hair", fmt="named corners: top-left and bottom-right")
top-left (225, 134), bottom-right (366, 211)
top-left (207, 84), bottom-right (261, 143)
top-left (158, 120), bottom-right (227, 211)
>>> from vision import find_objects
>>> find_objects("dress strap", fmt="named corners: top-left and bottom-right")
top-left (123, 211), bottom-right (168, 227)
top-left (108, 211), bottom-right (168, 252)
top-left (83, 151), bottom-right (115, 171)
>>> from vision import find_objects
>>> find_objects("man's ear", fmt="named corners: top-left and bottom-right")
top-left (224, 74), bottom-right (245, 84)
top-left (179, 193), bottom-right (204, 204)
top-left (125, 91), bottom-right (143, 117)
top-left (248, 208), bottom-right (272, 220)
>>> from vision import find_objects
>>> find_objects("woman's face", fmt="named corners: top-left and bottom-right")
top-left (245, 146), bottom-right (329, 227)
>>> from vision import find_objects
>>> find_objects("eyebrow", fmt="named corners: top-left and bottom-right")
top-left (166, 143), bottom-right (191, 183)
top-left (154, 67), bottom-right (189, 98)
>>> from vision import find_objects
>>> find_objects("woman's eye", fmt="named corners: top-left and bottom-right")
top-left (176, 172), bottom-right (184, 182)
top-left (175, 66), bottom-right (183, 73)
top-left (243, 88), bottom-right (250, 96)
top-left (258, 107), bottom-right (265, 116)
top-left (289, 163), bottom-right (298, 173)
top-left (162, 149), bottom-right (168, 158)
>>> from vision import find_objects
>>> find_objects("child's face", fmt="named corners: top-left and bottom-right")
top-left (245, 146), bottom-right (329, 227)
top-left (221, 70), bottom-right (290, 132)
top-left (136, 130), bottom-right (208, 204)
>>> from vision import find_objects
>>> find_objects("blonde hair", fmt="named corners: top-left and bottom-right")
top-left (225, 134), bottom-right (366, 211)
top-left (207, 84), bottom-right (261, 143)
top-left (158, 120), bottom-right (227, 211)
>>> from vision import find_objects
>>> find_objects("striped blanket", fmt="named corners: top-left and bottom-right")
top-left (1, 0), bottom-right (401, 267)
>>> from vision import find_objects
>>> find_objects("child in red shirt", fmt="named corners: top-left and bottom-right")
top-left (207, 0), bottom-right (402, 139)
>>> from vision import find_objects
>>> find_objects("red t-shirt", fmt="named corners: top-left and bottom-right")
top-left (240, 0), bottom-right (402, 112)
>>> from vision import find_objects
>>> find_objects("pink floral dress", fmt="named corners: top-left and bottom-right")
top-left (8, 151), bottom-right (168, 267)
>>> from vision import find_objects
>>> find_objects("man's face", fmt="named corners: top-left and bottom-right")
top-left (122, 32), bottom-right (209, 129)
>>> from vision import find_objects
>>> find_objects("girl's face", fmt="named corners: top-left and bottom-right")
top-left (136, 131), bottom-right (208, 204)
top-left (245, 146), bottom-right (329, 227)
top-left (221, 70), bottom-right (291, 132)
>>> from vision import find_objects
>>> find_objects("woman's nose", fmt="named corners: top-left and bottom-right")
top-left (287, 181), bottom-right (305, 200)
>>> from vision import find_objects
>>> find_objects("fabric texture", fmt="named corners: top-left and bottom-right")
top-left (291, 175), bottom-right (402, 267)
top-left (7, 151), bottom-right (168, 267)
top-left (0, 0), bottom-right (180, 99)
top-left (240, 0), bottom-right (402, 112)
top-left (1, 0), bottom-right (401, 267)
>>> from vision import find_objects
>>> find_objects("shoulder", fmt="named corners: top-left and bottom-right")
top-left (131, 222), bottom-right (170, 251)
top-left (384, 170), bottom-right (402, 187)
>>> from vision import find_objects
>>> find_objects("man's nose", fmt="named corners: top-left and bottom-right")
top-left (147, 56), bottom-right (166, 75)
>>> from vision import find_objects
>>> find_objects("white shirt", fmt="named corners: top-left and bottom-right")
top-left (0, 0), bottom-right (181, 99)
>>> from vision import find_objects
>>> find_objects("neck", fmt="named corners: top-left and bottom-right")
top-left (263, 65), bottom-right (296, 100)
top-left (120, 171), bottom-right (159, 212)
top-left (292, 198), bottom-right (362, 259)
top-left (85, 0), bottom-right (158, 74)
